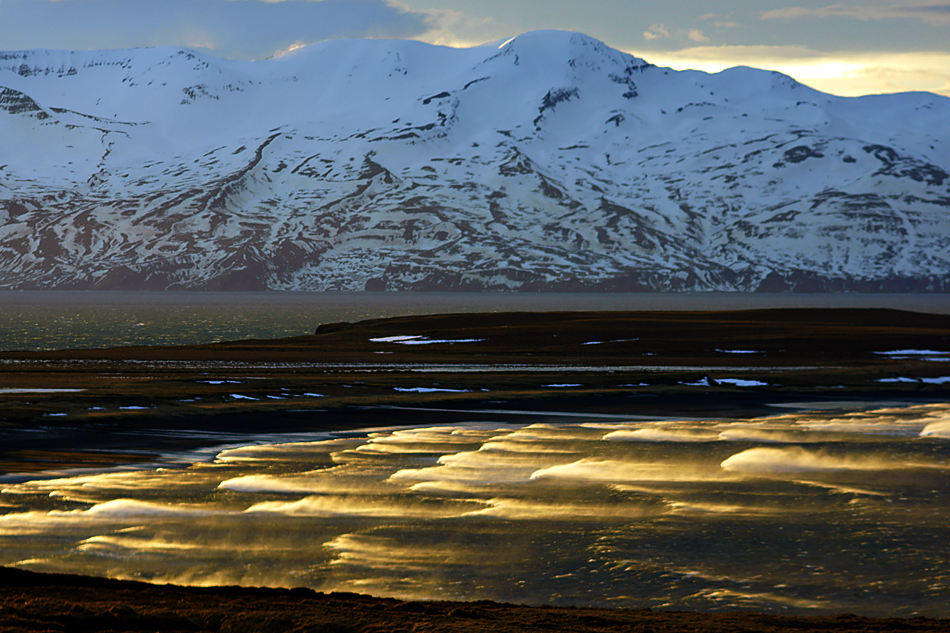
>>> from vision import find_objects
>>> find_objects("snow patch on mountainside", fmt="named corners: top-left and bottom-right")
top-left (1, 31), bottom-right (948, 291)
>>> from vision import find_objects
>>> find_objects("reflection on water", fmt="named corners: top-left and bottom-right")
top-left (2, 403), bottom-right (950, 616)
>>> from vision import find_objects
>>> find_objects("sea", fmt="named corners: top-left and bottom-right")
top-left (1, 292), bottom-right (949, 617)
top-left (1, 291), bottom-right (948, 352)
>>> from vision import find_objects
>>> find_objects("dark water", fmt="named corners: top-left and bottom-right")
top-left (1, 403), bottom-right (949, 616)
top-left (1, 291), bottom-right (948, 351)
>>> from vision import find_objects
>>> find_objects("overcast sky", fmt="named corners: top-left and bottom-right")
top-left (1, 0), bottom-right (948, 97)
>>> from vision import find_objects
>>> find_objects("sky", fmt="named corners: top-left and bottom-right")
top-left (0, 0), bottom-right (948, 97)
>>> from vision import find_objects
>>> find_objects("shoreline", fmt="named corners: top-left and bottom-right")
top-left (2, 292), bottom-right (949, 354)
top-left (2, 566), bottom-right (950, 633)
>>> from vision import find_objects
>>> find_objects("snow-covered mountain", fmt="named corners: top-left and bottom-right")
top-left (1, 31), bottom-right (948, 291)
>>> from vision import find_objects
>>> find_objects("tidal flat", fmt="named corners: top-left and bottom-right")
top-left (1, 307), bottom-right (949, 631)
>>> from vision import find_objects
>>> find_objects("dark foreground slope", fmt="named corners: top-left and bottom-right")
top-left (2, 567), bottom-right (949, 633)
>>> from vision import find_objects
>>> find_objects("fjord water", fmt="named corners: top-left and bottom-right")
top-left (2, 291), bottom-right (949, 351)
top-left (1, 403), bottom-right (949, 616)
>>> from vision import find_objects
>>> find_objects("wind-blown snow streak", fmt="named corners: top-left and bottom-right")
top-left (1, 31), bottom-right (949, 290)
top-left (2, 403), bottom-right (950, 614)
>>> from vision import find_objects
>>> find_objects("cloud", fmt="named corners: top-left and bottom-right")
top-left (687, 28), bottom-right (710, 42)
top-left (410, 6), bottom-right (495, 48)
top-left (643, 23), bottom-right (670, 41)
top-left (637, 45), bottom-right (950, 97)
top-left (0, 0), bottom-right (434, 59)
top-left (761, 3), bottom-right (950, 25)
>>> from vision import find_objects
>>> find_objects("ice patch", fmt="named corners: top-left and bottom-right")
top-left (668, 501), bottom-right (777, 516)
top-left (230, 394), bottom-right (257, 400)
top-left (721, 447), bottom-right (907, 474)
top-left (531, 459), bottom-right (720, 483)
top-left (583, 338), bottom-right (638, 345)
top-left (465, 497), bottom-right (662, 520)
top-left (717, 379), bottom-right (768, 387)
top-left (875, 350), bottom-right (946, 356)
top-left (400, 338), bottom-right (485, 345)
top-left (717, 428), bottom-right (814, 443)
top-left (388, 444), bottom-right (546, 485)
top-left (370, 335), bottom-right (424, 343)
top-left (215, 438), bottom-right (360, 463)
top-left (542, 383), bottom-right (583, 388)
top-left (920, 421), bottom-right (950, 439)
top-left (78, 535), bottom-right (204, 554)
top-left (798, 416), bottom-right (930, 436)
top-left (219, 475), bottom-right (319, 494)
top-left (921, 377), bottom-right (950, 384)
top-left (79, 499), bottom-right (222, 519)
top-left (716, 350), bottom-right (759, 354)
top-left (604, 428), bottom-right (719, 443)
top-left (394, 387), bottom-right (470, 393)
top-left (324, 533), bottom-right (483, 569)
top-left (246, 495), bottom-right (480, 519)
top-left (371, 335), bottom-right (484, 345)
top-left (0, 388), bottom-right (85, 394)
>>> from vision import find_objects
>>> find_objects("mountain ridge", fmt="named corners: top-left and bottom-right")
top-left (1, 30), bottom-right (948, 291)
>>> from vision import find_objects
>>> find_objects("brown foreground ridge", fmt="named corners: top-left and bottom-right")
top-left (2, 567), bottom-right (949, 633)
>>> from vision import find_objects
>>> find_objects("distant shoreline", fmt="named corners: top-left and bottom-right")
top-left (2, 291), bottom-right (949, 353)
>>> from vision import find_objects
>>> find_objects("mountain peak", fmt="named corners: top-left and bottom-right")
top-left (488, 30), bottom-right (647, 72)
top-left (0, 33), bottom-right (948, 291)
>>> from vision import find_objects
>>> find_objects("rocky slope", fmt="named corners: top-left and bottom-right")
top-left (1, 31), bottom-right (948, 291)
